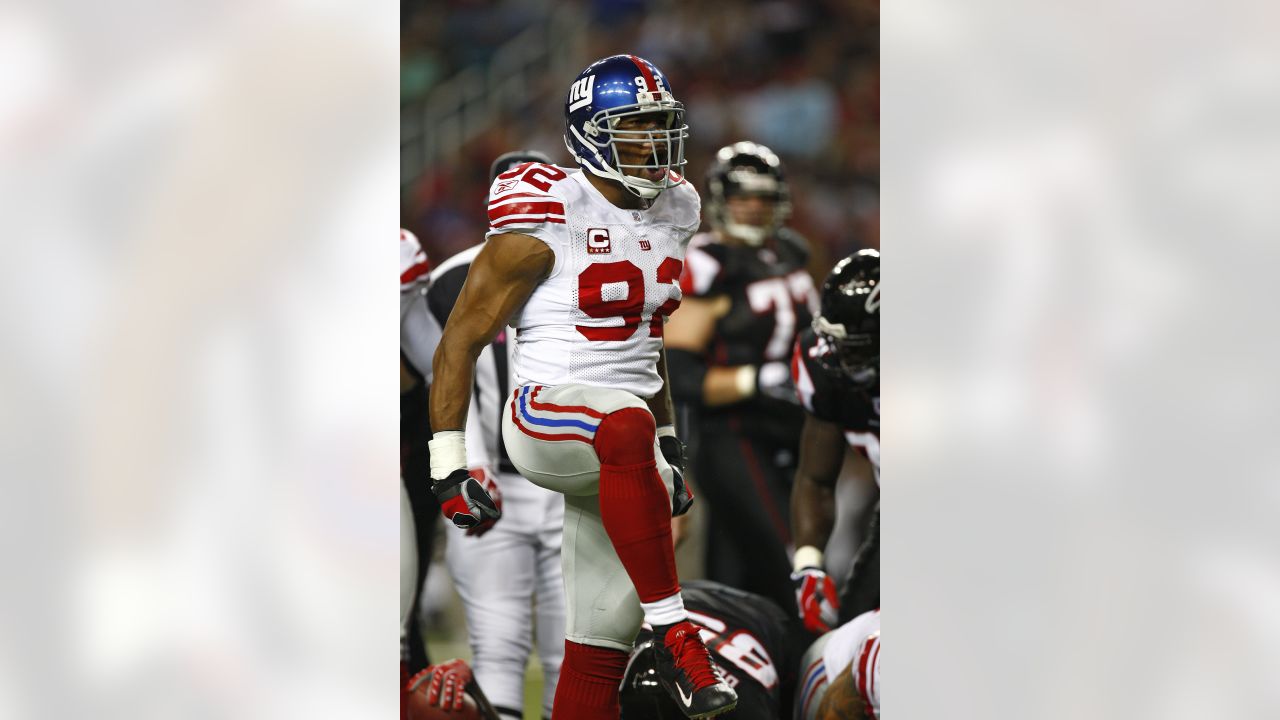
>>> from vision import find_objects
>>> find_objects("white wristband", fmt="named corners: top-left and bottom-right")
top-left (734, 365), bottom-right (758, 398)
top-left (793, 545), bottom-right (825, 572)
top-left (428, 431), bottom-right (467, 481)
top-left (656, 424), bottom-right (677, 439)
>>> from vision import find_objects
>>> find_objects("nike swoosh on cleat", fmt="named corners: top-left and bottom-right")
top-left (677, 683), bottom-right (694, 707)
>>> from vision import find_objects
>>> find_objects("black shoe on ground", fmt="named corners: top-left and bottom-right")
top-left (652, 620), bottom-right (738, 719)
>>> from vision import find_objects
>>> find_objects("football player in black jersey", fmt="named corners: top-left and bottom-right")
top-left (619, 580), bottom-right (807, 720)
top-left (790, 250), bottom-right (881, 632)
top-left (665, 142), bottom-right (819, 617)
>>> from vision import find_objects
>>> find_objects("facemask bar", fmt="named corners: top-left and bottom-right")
top-left (814, 314), bottom-right (878, 387)
top-left (710, 170), bottom-right (791, 246)
top-left (569, 102), bottom-right (688, 199)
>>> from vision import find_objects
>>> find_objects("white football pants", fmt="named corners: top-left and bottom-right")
top-left (444, 470), bottom-right (565, 718)
top-left (500, 383), bottom-right (676, 653)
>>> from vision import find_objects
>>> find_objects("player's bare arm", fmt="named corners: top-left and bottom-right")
top-left (430, 233), bottom-right (553, 431)
top-left (790, 411), bottom-right (849, 633)
top-left (646, 344), bottom-right (677, 427)
top-left (815, 662), bottom-right (867, 720)
top-left (791, 413), bottom-right (847, 550)
top-left (665, 294), bottom-right (771, 406)
top-left (650, 344), bottom-right (695, 518)
top-left (427, 232), bottom-right (552, 531)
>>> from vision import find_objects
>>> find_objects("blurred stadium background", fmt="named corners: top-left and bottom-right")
top-left (401, 2), bottom-right (879, 715)
top-left (401, 0), bottom-right (879, 271)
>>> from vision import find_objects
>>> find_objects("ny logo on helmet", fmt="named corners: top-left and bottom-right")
top-left (865, 284), bottom-right (880, 313)
top-left (568, 75), bottom-right (595, 112)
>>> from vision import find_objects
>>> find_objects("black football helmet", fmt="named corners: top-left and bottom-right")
top-left (489, 149), bottom-right (553, 183)
top-left (705, 141), bottom-right (791, 246)
top-left (813, 249), bottom-right (879, 389)
top-left (618, 640), bottom-right (689, 720)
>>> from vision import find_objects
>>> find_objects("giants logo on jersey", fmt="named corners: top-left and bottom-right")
top-left (587, 228), bottom-right (611, 254)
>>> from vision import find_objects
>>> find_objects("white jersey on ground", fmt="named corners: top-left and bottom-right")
top-left (824, 609), bottom-right (880, 718)
top-left (484, 163), bottom-right (701, 398)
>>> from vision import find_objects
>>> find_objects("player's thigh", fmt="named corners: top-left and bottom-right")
top-left (560, 492), bottom-right (644, 652)
top-left (502, 383), bottom-right (658, 496)
top-left (795, 632), bottom-right (836, 720)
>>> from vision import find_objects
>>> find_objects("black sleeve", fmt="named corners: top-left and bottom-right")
top-left (776, 227), bottom-right (811, 266)
top-left (426, 264), bottom-right (469, 329)
top-left (666, 348), bottom-right (709, 404)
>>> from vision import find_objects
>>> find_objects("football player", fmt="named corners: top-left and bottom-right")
top-left (790, 251), bottom-right (881, 634)
top-left (664, 141), bottom-right (818, 617)
top-left (619, 580), bottom-right (807, 720)
top-left (795, 609), bottom-right (880, 720)
top-left (401, 228), bottom-right (442, 711)
top-left (425, 149), bottom-right (566, 720)
top-left (428, 55), bottom-right (737, 718)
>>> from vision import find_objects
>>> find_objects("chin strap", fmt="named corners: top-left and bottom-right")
top-left (566, 127), bottom-right (666, 200)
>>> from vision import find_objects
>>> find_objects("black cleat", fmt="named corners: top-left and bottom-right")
top-left (652, 620), bottom-right (738, 718)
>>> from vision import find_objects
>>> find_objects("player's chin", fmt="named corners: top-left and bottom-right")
top-left (624, 166), bottom-right (667, 182)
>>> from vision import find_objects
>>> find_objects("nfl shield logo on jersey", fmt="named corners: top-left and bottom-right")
top-left (587, 228), bottom-right (611, 254)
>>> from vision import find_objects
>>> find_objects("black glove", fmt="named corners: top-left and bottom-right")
top-left (659, 433), bottom-right (694, 517)
top-left (431, 468), bottom-right (501, 530)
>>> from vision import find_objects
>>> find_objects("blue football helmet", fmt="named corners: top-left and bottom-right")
top-left (563, 54), bottom-right (688, 199)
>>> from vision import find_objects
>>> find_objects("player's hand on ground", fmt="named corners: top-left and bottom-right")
top-left (464, 466), bottom-right (503, 537)
top-left (792, 566), bottom-right (840, 634)
top-left (757, 361), bottom-right (799, 404)
top-left (658, 432), bottom-right (695, 516)
top-left (432, 467), bottom-right (501, 531)
top-left (424, 658), bottom-right (474, 711)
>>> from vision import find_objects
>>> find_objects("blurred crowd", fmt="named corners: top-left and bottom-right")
top-left (402, 0), bottom-right (879, 273)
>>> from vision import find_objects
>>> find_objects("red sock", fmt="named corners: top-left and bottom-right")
top-left (552, 641), bottom-right (628, 719)
top-left (595, 408), bottom-right (680, 602)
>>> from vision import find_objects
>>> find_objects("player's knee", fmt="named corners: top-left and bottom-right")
top-left (594, 407), bottom-right (655, 466)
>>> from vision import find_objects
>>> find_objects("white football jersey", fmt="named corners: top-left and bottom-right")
top-left (400, 228), bottom-right (430, 293)
top-left (400, 228), bottom-right (440, 380)
top-left (825, 609), bottom-right (881, 718)
top-left (484, 163), bottom-right (701, 398)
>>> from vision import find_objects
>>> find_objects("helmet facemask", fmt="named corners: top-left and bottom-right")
top-left (720, 179), bottom-right (790, 246)
top-left (567, 103), bottom-right (688, 199)
top-left (814, 314), bottom-right (879, 389)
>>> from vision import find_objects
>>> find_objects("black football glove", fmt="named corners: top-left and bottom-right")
top-left (659, 433), bottom-right (694, 517)
top-left (432, 468), bottom-right (501, 530)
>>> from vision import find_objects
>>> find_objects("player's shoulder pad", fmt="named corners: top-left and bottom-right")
top-left (827, 609), bottom-right (881, 677)
top-left (656, 170), bottom-right (702, 232)
top-left (486, 162), bottom-right (574, 234)
top-left (775, 227), bottom-right (812, 265)
top-left (680, 232), bottom-right (729, 297)
top-left (401, 228), bottom-right (430, 290)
